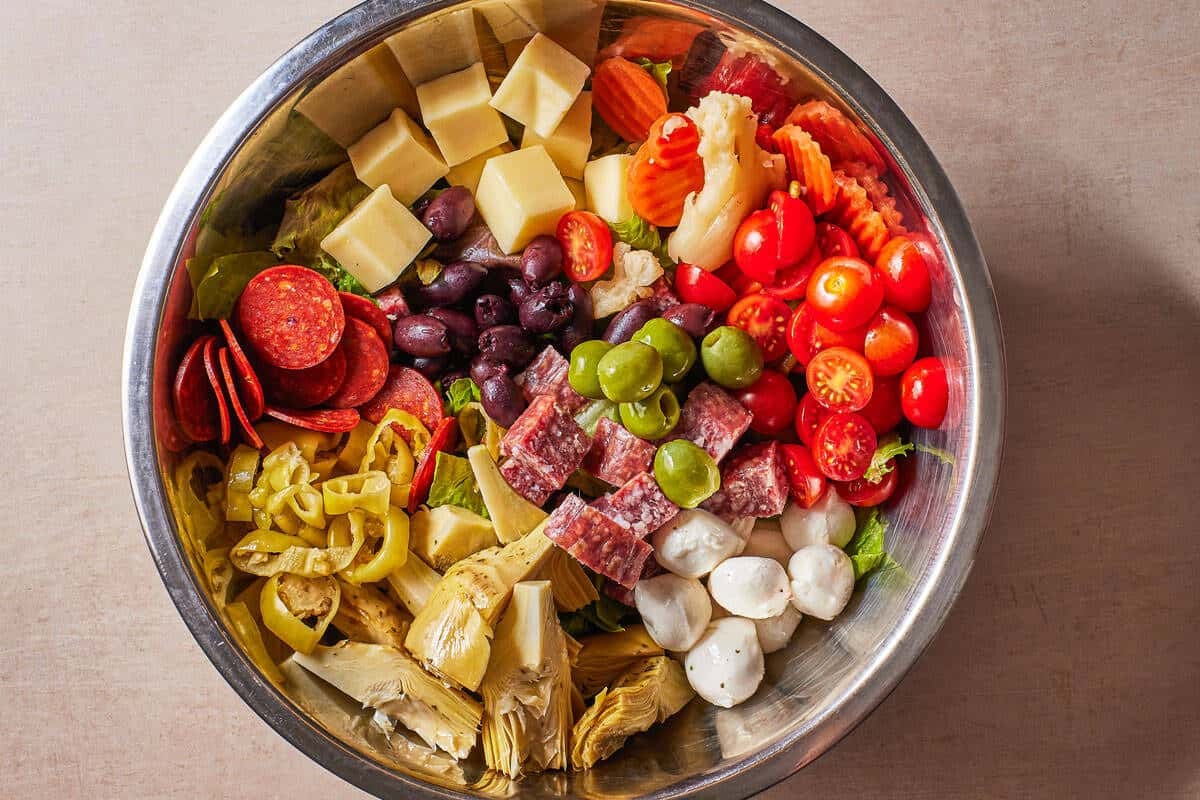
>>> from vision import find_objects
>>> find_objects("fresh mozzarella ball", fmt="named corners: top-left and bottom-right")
top-left (788, 544), bottom-right (855, 621)
top-left (753, 605), bottom-right (803, 654)
top-left (780, 490), bottom-right (856, 551)
top-left (708, 557), bottom-right (792, 619)
top-left (684, 618), bottom-right (764, 708)
top-left (651, 509), bottom-right (743, 579)
top-left (634, 573), bottom-right (712, 652)
top-left (729, 516), bottom-right (755, 555)
top-left (740, 522), bottom-right (792, 566)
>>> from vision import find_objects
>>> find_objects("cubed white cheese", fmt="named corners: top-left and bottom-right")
top-left (321, 186), bottom-right (431, 293)
top-left (474, 146), bottom-right (574, 253)
top-left (477, 0), bottom-right (544, 43)
top-left (385, 7), bottom-right (482, 85)
top-left (543, 0), bottom-right (605, 66)
top-left (564, 177), bottom-right (587, 211)
top-left (347, 108), bottom-right (448, 205)
top-left (446, 142), bottom-right (515, 196)
top-left (520, 91), bottom-right (592, 179)
top-left (295, 44), bottom-right (418, 148)
top-left (584, 154), bottom-right (635, 224)
top-left (416, 62), bottom-right (511, 166)
top-left (490, 33), bottom-right (590, 138)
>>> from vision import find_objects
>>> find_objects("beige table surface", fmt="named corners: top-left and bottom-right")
top-left (3, 1), bottom-right (1198, 797)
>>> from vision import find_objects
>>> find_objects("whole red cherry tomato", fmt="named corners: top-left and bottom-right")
top-left (815, 222), bottom-right (859, 259)
top-left (733, 369), bottom-right (798, 435)
top-left (875, 236), bottom-right (932, 313)
top-left (779, 443), bottom-right (827, 508)
top-left (794, 391), bottom-right (831, 446)
top-left (786, 303), bottom-right (867, 366)
top-left (863, 306), bottom-right (919, 376)
top-left (901, 357), bottom-right (948, 428)
top-left (726, 293), bottom-right (792, 361)
top-left (859, 375), bottom-right (903, 434)
top-left (812, 411), bottom-right (877, 481)
top-left (806, 256), bottom-right (884, 332)
top-left (765, 243), bottom-right (821, 301)
top-left (733, 185), bottom-right (816, 283)
top-left (806, 346), bottom-right (875, 412)
top-left (675, 263), bottom-right (737, 312)
top-left (836, 463), bottom-right (899, 507)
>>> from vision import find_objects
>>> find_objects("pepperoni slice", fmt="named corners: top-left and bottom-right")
top-left (218, 319), bottom-right (265, 420)
top-left (218, 347), bottom-right (265, 449)
top-left (359, 365), bottom-right (442, 432)
top-left (327, 317), bottom-right (390, 409)
top-left (264, 405), bottom-right (361, 433)
top-left (172, 335), bottom-right (219, 443)
top-left (258, 348), bottom-right (347, 409)
top-left (235, 266), bottom-right (345, 369)
top-left (201, 337), bottom-right (232, 445)
top-left (339, 292), bottom-right (392, 354)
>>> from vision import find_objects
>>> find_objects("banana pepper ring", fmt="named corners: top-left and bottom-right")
top-left (457, 402), bottom-right (506, 461)
top-left (341, 506), bottom-right (411, 585)
top-left (322, 470), bottom-right (391, 517)
top-left (230, 521), bottom-right (365, 577)
top-left (224, 600), bottom-right (287, 684)
top-left (225, 445), bottom-right (261, 523)
top-left (259, 574), bottom-right (340, 655)
top-left (360, 410), bottom-right (423, 506)
top-left (172, 451), bottom-right (226, 553)
top-left (203, 548), bottom-right (237, 607)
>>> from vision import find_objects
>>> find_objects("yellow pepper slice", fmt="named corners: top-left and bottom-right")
top-left (259, 574), bottom-right (340, 655)
top-left (172, 451), bottom-right (226, 552)
top-left (203, 548), bottom-right (236, 607)
top-left (322, 471), bottom-right (391, 517)
top-left (342, 506), bottom-right (411, 585)
top-left (230, 522), bottom-right (364, 577)
top-left (225, 445), bottom-right (261, 523)
top-left (458, 402), bottom-right (506, 461)
top-left (254, 421), bottom-right (342, 464)
top-left (336, 421), bottom-right (377, 475)
top-left (224, 600), bottom-right (286, 684)
top-left (360, 410), bottom-right (422, 507)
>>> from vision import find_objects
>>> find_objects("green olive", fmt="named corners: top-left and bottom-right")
top-left (632, 318), bottom-right (697, 383)
top-left (619, 386), bottom-right (681, 439)
top-left (568, 340), bottom-right (614, 399)
top-left (653, 440), bottom-right (721, 508)
top-left (700, 325), bottom-right (764, 389)
top-left (597, 341), bottom-right (663, 403)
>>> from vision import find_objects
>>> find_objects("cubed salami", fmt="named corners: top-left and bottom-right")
top-left (671, 382), bottom-right (753, 462)
top-left (500, 395), bottom-right (591, 488)
top-left (592, 472), bottom-right (679, 539)
top-left (602, 558), bottom-right (663, 606)
top-left (500, 455), bottom-right (558, 505)
top-left (701, 442), bottom-right (789, 521)
top-left (517, 346), bottom-right (589, 413)
top-left (582, 416), bottom-right (656, 486)
top-left (568, 520), bottom-right (653, 590)
top-left (543, 494), bottom-right (589, 548)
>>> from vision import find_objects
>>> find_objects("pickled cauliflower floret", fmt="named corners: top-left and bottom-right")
top-left (590, 242), bottom-right (663, 318)
top-left (667, 92), bottom-right (786, 270)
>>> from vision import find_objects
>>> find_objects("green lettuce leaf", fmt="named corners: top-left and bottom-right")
top-left (862, 435), bottom-right (915, 484)
top-left (444, 378), bottom-right (481, 416)
top-left (271, 163), bottom-right (370, 263)
top-left (426, 452), bottom-right (489, 519)
top-left (192, 252), bottom-right (279, 320)
top-left (308, 252), bottom-right (372, 298)
top-left (610, 214), bottom-right (674, 267)
top-left (844, 508), bottom-right (896, 582)
top-left (636, 58), bottom-right (672, 90)
top-left (915, 442), bottom-right (956, 467)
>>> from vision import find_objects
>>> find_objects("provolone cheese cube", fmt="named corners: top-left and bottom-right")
top-left (321, 186), bottom-right (431, 293)
top-left (416, 63), bottom-right (510, 166)
top-left (475, 146), bottom-right (574, 253)
top-left (386, 7), bottom-right (482, 85)
top-left (348, 109), bottom-right (448, 205)
top-left (543, 0), bottom-right (605, 66)
top-left (520, 91), bottom-right (592, 179)
top-left (446, 142), bottom-right (515, 196)
top-left (584, 154), bottom-right (635, 224)
top-left (564, 177), bottom-right (587, 211)
top-left (295, 45), bottom-right (418, 148)
top-left (478, 0), bottom-right (544, 43)
top-left (490, 33), bottom-right (590, 138)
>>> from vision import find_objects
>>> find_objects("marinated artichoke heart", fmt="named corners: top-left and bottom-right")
top-left (386, 552), bottom-right (442, 616)
top-left (410, 505), bottom-right (499, 571)
top-left (332, 579), bottom-right (412, 650)
top-left (481, 581), bottom-right (574, 777)
top-left (291, 641), bottom-right (482, 759)
top-left (569, 656), bottom-right (694, 769)
top-left (573, 625), bottom-right (664, 697)
top-left (405, 524), bottom-right (556, 691)
top-left (468, 445), bottom-right (548, 544)
top-left (536, 547), bottom-right (599, 612)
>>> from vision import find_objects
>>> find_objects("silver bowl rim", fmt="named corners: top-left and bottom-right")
top-left (122, 1), bottom-right (1006, 797)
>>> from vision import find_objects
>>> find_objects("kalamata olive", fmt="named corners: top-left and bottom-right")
top-left (421, 186), bottom-right (475, 242)
top-left (520, 235), bottom-right (564, 286)
top-left (411, 261), bottom-right (487, 308)
top-left (470, 355), bottom-right (509, 385)
top-left (506, 272), bottom-right (533, 307)
top-left (426, 307), bottom-right (478, 354)
top-left (393, 314), bottom-right (452, 357)
top-left (478, 325), bottom-right (537, 369)
top-left (519, 283), bottom-right (575, 333)
top-left (474, 293), bottom-right (515, 329)
top-left (441, 366), bottom-right (470, 387)
top-left (661, 303), bottom-right (717, 339)
top-left (559, 282), bottom-right (595, 352)
top-left (480, 373), bottom-right (527, 427)
top-left (603, 300), bottom-right (658, 344)
top-left (410, 356), bottom-right (447, 379)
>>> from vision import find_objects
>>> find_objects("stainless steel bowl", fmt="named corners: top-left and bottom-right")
top-left (123, 1), bottom-right (1005, 797)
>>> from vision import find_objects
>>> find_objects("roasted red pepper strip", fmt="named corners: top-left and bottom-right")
top-left (407, 417), bottom-right (458, 514)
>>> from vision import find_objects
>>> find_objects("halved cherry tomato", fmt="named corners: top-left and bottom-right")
top-left (408, 416), bottom-right (458, 513)
top-left (815, 222), bottom-right (859, 259)
top-left (794, 391), bottom-right (830, 446)
top-left (806, 256), bottom-right (884, 332)
top-left (675, 263), bottom-right (737, 312)
top-left (806, 346), bottom-right (874, 412)
top-left (875, 235), bottom-right (932, 313)
top-left (901, 357), bottom-right (948, 428)
top-left (732, 186), bottom-right (816, 283)
top-left (556, 211), bottom-right (614, 282)
top-left (786, 303), bottom-right (867, 366)
top-left (860, 375), bottom-right (903, 434)
top-left (732, 369), bottom-right (798, 435)
top-left (779, 443), bottom-right (826, 508)
top-left (726, 293), bottom-right (791, 361)
top-left (812, 411), bottom-right (877, 481)
top-left (836, 463), bottom-right (899, 507)
top-left (863, 306), bottom-right (919, 376)
top-left (765, 242), bottom-right (821, 301)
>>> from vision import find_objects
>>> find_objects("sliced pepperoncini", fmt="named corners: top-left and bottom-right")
top-left (259, 574), bottom-right (340, 655)
top-left (225, 445), bottom-right (261, 523)
top-left (342, 506), bottom-right (410, 585)
top-left (322, 471), bottom-right (391, 517)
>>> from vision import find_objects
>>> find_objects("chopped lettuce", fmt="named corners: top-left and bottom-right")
top-left (610, 214), bottom-right (673, 267)
top-left (862, 435), bottom-right (915, 484)
top-left (427, 452), bottom-right (489, 519)
top-left (444, 378), bottom-right (481, 416)
top-left (636, 58), bottom-right (672, 90)
top-left (844, 508), bottom-right (897, 582)
top-left (271, 163), bottom-right (370, 263)
top-left (915, 443), bottom-right (956, 467)
top-left (190, 252), bottom-right (279, 319)
top-left (308, 252), bottom-right (373, 298)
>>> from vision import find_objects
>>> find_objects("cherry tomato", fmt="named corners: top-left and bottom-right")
top-left (794, 391), bottom-right (830, 446)
top-left (556, 211), bottom-right (614, 282)
top-left (732, 369), bottom-right (798, 435)
top-left (675, 263), bottom-right (737, 312)
top-left (726, 293), bottom-right (791, 361)
top-left (812, 411), bottom-right (877, 481)
top-left (732, 188), bottom-right (816, 283)
top-left (860, 375), bottom-right (903, 434)
top-left (806, 346), bottom-right (875, 412)
top-left (806, 256), bottom-right (884, 332)
top-left (786, 302), bottom-right (867, 366)
top-left (836, 463), bottom-right (899, 507)
top-left (815, 222), bottom-right (859, 259)
top-left (863, 306), bottom-right (919, 376)
top-left (716, 261), bottom-right (762, 296)
top-left (875, 236), bottom-right (932, 313)
top-left (901, 356), bottom-right (948, 428)
top-left (408, 417), bottom-right (458, 513)
top-left (765, 242), bottom-right (821, 301)
top-left (779, 443), bottom-right (827, 508)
